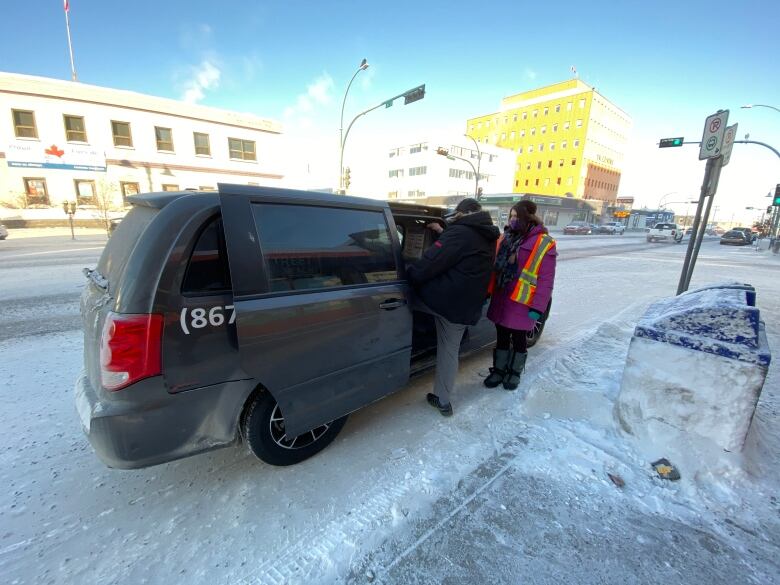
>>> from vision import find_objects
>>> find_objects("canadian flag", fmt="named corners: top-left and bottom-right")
top-left (64, 0), bottom-right (69, 12)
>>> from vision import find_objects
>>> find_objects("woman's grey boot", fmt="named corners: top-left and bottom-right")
top-left (503, 351), bottom-right (528, 390)
top-left (484, 349), bottom-right (510, 388)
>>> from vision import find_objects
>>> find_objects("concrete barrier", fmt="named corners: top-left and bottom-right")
top-left (617, 283), bottom-right (771, 452)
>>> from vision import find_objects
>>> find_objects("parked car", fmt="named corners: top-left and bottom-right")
top-left (76, 186), bottom-right (553, 469)
top-left (720, 230), bottom-right (750, 246)
top-left (646, 222), bottom-right (682, 243)
top-left (733, 227), bottom-right (757, 243)
top-left (0, 224), bottom-right (8, 240)
top-left (563, 221), bottom-right (591, 235)
top-left (599, 222), bottom-right (625, 235)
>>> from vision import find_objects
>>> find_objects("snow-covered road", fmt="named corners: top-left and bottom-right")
top-left (1, 233), bottom-right (778, 584)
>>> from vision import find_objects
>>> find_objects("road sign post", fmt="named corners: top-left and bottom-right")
top-left (699, 110), bottom-right (729, 160)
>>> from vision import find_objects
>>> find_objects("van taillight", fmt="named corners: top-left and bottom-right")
top-left (100, 312), bottom-right (163, 391)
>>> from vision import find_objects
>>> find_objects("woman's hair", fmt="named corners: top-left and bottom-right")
top-left (511, 200), bottom-right (543, 228)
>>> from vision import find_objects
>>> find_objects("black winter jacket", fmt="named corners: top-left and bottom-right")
top-left (407, 211), bottom-right (500, 325)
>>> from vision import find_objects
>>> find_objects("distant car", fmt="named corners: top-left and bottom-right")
top-left (599, 222), bottom-right (625, 235)
top-left (732, 227), bottom-right (757, 243)
top-left (685, 228), bottom-right (694, 236)
top-left (0, 224), bottom-right (7, 240)
top-left (564, 221), bottom-right (591, 235)
top-left (589, 223), bottom-right (601, 233)
top-left (720, 230), bottom-right (750, 246)
top-left (647, 223), bottom-right (682, 243)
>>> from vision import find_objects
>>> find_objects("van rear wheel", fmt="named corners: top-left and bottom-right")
top-left (244, 392), bottom-right (348, 466)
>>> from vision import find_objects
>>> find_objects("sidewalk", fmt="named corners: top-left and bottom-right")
top-left (1, 226), bottom-right (108, 239)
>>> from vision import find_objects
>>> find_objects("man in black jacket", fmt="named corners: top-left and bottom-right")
top-left (407, 198), bottom-right (500, 416)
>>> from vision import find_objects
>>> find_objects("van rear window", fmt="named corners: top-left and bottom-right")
top-left (182, 218), bottom-right (232, 293)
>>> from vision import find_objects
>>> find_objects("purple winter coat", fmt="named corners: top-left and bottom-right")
top-left (487, 224), bottom-right (557, 332)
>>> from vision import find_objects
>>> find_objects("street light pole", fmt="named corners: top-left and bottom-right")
top-left (339, 58), bottom-right (369, 193)
top-left (436, 147), bottom-right (478, 195)
top-left (741, 104), bottom-right (780, 114)
top-left (463, 134), bottom-right (482, 198)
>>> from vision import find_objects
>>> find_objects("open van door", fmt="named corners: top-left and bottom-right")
top-left (218, 185), bottom-right (413, 437)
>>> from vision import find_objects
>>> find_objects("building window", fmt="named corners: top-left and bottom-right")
top-left (553, 124), bottom-right (558, 132)
top-left (548, 160), bottom-right (553, 168)
top-left (510, 131), bottom-right (516, 140)
top-left (162, 184), bottom-right (179, 191)
top-left (544, 107), bottom-right (549, 116)
top-left (388, 191), bottom-right (398, 199)
top-left (559, 159), bottom-right (564, 167)
top-left (564, 121), bottom-right (570, 130)
top-left (229, 138), bottom-right (256, 161)
top-left (409, 166), bottom-right (427, 176)
top-left (12, 109), bottom-right (38, 138)
top-left (579, 98), bottom-right (586, 108)
top-left (501, 133), bottom-right (506, 141)
top-left (521, 129), bottom-right (526, 137)
top-left (541, 125), bottom-right (547, 134)
top-left (528, 145), bottom-right (534, 153)
top-left (562, 140), bottom-right (568, 149)
top-left (539, 143), bottom-right (544, 151)
top-left (504, 116), bottom-right (508, 124)
top-left (522, 112), bottom-right (528, 120)
top-left (525, 179), bottom-right (529, 186)
top-left (532, 109), bottom-right (538, 118)
top-left (537, 161), bottom-right (542, 170)
top-left (199, 186), bottom-right (216, 191)
top-left (155, 127), bottom-right (174, 152)
top-left (574, 139), bottom-right (580, 147)
top-left (24, 178), bottom-right (49, 205)
top-left (512, 113), bottom-right (517, 122)
top-left (567, 102), bottom-right (573, 111)
top-left (550, 143), bottom-right (555, 151)
top-left (535, 178), bottom-right (539, 186)
top-left (389, 169), bottom-right (404, 178)
top-left (63, 115), bottom-right (87, 142)
top-left (576, 119), bottom-right (583, 128)
top-left (518, 146), bottom-right (523, 154)
top-left (120, 181), bottom-right (140, 202)
top-left (410, 143), bottom-right (427, 154)
top-left (478, 121), bottom-right (482, 129)
top-left (531, 128), bottom-right (536, 136)
top-left (111, 121), bottom-right (133, 147)
top-left (408, 190), bottom-right (425, 197)
top-left (567, 177), bottom-right (573, 185)
top-left (555, 104), bottom-right (561, 113)
top-left (557, 177), bottom-right (562, 185)
top-left (544, 178), bottom-right (550, 187)
top-left (515, 179), bottom-right (519, 188)
top-left (74, 179), bottom-right (96, 205)
top-left (526, 162), bottom-right (531, 170)
top-left (194, 132), bottom-right (211, 156)
top-left (571, 158), bottom-right (577, 165)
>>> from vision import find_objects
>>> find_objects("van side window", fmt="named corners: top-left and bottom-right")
top-left (252, 204), bottom-right (397, 292)
top-left (182, 218), bottom-right (232, 293)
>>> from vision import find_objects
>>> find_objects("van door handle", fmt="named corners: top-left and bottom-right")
top-left (379, 299), bottom-right (407, 310)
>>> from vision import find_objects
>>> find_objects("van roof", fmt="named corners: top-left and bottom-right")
top-left (126, 184), bottom-right (391, 210)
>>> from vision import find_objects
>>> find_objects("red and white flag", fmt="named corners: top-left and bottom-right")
top-left (64, 0), bottom-right (69, 13)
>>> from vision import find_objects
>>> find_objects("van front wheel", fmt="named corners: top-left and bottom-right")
top-left (244, 392), bottom-right (348, 466)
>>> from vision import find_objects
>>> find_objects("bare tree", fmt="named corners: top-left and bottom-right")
top-left (93, 179), bottom-right (120, 237)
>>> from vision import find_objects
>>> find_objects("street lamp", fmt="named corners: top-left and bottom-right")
top-left (463, 134), bottom-right (482, 198)
top-left (741, 104), bottom-right (780, 114)
top-left (340, 84), bottom-right (426, 194)
top-left (436, 146), bottom-right (479, 196)
top-left (339, 58), bottom-right (370, 193)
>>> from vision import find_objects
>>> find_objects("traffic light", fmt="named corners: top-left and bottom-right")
top-left (774, 183), bottom-right (780, 206)
top-left (436, 147), bottom-right (449, 156)
top-left (344, 167), bottom-right (351, 190)
top-left (403, 84), bottom-right (426, 105)
top-left (659, 137), bottom-right (684, 148)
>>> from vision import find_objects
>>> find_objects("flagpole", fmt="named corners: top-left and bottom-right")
top-left (64, 3), bottom-right (77, 81)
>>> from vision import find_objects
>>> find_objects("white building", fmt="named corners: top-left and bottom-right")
top-left (0, 72), bottom-right (284, 211)
top-left (384, 137), bottom-right (514, 203)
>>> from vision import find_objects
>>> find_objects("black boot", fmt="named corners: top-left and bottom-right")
top-left (426, 393), bottom-right (453, 417)
top-left (503, 351), bottom-right (528, 390)
top-left (484, 349), bottom-right (510, 388)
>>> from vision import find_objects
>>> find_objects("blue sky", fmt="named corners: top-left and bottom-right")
top-left (2, 0), bottom-right (779, 221)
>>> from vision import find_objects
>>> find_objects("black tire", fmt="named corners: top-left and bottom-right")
top-left (526, 300), bottom-right (551, 349)
top-left (647, 237), bottom-right (653, 243)
top-left (244, 392), bottom-right (348, 466)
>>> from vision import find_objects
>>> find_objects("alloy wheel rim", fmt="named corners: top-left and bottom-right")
top-left (269, 404), bottom-right (330, 450)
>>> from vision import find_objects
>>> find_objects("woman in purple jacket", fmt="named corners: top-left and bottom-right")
top-left (485, 200), bottom-right (557, 390)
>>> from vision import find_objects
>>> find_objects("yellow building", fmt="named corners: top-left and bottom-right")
top-left (466, 79), bottom-right (631, 201)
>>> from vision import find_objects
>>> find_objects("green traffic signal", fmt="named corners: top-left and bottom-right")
top-left (775, 184), bottom-right (780, 206)
top-left (659, 137), bottom-right (684, 148)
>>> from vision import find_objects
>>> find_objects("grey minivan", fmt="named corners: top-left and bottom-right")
top-left (76, 185), bottom-right (551, 469)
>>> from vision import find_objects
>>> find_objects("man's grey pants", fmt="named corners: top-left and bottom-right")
top-left (413, 299), bottom-right (467, 406)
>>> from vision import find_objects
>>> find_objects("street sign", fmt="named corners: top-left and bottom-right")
top-left (720, 123), bottom-right (738, 166)
top-left (659, 137), bottom-right (684, 148)
top-left (699, 110), bottom-right (729, 160)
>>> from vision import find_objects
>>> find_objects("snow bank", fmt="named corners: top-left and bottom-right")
top-left (617, 283), bottom-right (771, 452)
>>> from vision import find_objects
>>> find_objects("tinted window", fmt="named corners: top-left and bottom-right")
top-left (252, 204), bottom-right (397, 292)
top-left (182, 218), bottom-right (232, 293)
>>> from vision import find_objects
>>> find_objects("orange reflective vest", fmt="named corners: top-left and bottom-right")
top-left (488, 233), bottom-right (556, 304)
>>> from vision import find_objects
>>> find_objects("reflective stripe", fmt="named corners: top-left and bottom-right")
top-left (510, 234), bottom-right (555, 305)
